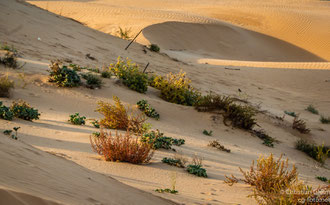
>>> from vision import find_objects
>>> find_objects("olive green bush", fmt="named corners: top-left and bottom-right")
top-left (137, 99), bottom-right (160, 120)
top-left (69, 113), bottom-right (86, 125)
top-left (48, 60), bottom-right (81, 87)
top-left (0, 101), bottom-right (14, 120)
top-left (10, 100), bottom-right (40, 121)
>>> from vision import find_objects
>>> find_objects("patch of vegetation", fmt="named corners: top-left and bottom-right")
top-left (117, 27), bottom-right (132, 40)
top-left (320, 115), bottom-right (330, 124)
top-left (208, 140), bottom-right (231, 152)
top-left (202, 129), bottom-right (212, 136)
top-left (292, 116), bottom-right (310, 134)
top-left (149, 44), bottom-right (160, 52)
top-left (0, 51), bottom-right (18, 68)
top-left (284, 110), bottom-right (297, 117)
top-left (69, 113), bottom-right (86, 125)
top-left (68, 64), bottom-right (86, 71)
top-left (0, 75), bottom-right (14, 97)
top-left (316, 176), bottom-right (329, 183)
top-left (81, 73), bottom-right (102, 89)
top-left (96, 96), bottom-right (146, 134)
top-left (92, 132), bottom-right (100, 138)
top-left (186, 165), bottom-right (207, 177)
top-left (48, 60), bottom-right (81, 87)
top-left (110, 57), bottom-right (149, 93)
top-left (86, 67), bottom-right (100, 73)
top-left (137, 100), bottom-right (160, 120)
top-left (91, 120), bottom-right (100, 128)
top-left (306, 105), bottom-right (319, 115)
top-left (0, 42), bottom-right (17, 53)
top-left (3, 127), bottom-right (20, 140)
top-left (101, 70), bottom-right (111, 78)
top-left (162, 157), bottom-right (185, 168)
top-left (3, 129), bottom-right (12, 135)
top-left (10, 100), bottom-right (40, 121)
top-left (141, 130), bottom-right (185, 150)
top-left (155, 188), bottom-right (178, 194)
top-left (151, 71), bottom-right (201, 106)
top-left (295, 139), bottom-right (329, 164)
top-left (90, 130), bottom-right (154, 164)
top-left (251, 129), bottom-right (275, 147)
top-left (195, 92), bottom-right (234, 112)
top-left (0, 101), bottom-right (14, 120)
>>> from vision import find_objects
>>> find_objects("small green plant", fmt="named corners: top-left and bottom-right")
top-left (91, 120), bottom-right (100, 128)
top-left (320, 115), bottom-right (330, 124)
top-left (0, 42), bottom-right (17, 53)
top-left (251, 129), bottom-right (275, 147)
top-left (141, 130), bottom-right (185, 150)
top-left (0, 75), bottom-right (14, 97)
top-left (81, 73), bottom-right (102, 89)
top-left (306, 105), bottom-right (319, 115)
top-left (68, 64), bottom-right (86, 71)
top-left (0, 101), bottom-right (14, 120)
top-left (292, 116), bottom-right (310, 134)
top-left (0, 51), bottom-right (18, 68)
top-left (69, 113), bottom-right (86, 125)
top-left (110, 57), bottom-right (149, 93)
top-left (316, 176), bottom-right (329, 183)
top-left (202, 129), bottom-right (212, 136)
top-left (149, 44), bottom-right (160, 52)
top-left (284, 110), bottom-right (297, 117)
top-left (155, 188), bottom-right (178, 194)
top-left (92, 132), bottom-right (100, 138)
top-left (162, 157), bottom-right (185, 168)
top-left (3, 129), bottom-right (12, 135)
top-left (86, 67), bottom-right (100, 73)
top-left (208, 140), bottom-right (231, 152)
top-left (48, 60), bottom-right (81, 87)
top-left (3, 127), bottom-right (20, 140)
top-left (187, 165), bottom-right (207, 177)
top-left (10, 100), bottom-right (40, 121)
top-left (101, 71), bottom-right (111, 78)
top-left (117, 27), bottom-right (132, 40)
top-left (295, 139), bottom-right (330, 164)
top-left (137, 100), bottom-right (160, 120)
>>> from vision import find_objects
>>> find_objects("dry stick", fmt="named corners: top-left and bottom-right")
top-left (225, 67), bottom-right (240, 71)
top-left (125, 29), bottom-right (143, 50)
top-left (143, 62), bottom-right (150, 73)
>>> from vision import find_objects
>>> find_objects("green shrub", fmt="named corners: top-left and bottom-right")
top-left (141, 130), bottom-right (185, 150)
top-left (0, 51), bottom-right (18, 68)
top-left (137, 100), bottom-right (160, 120)
top-left (101, 71), bottom-right (111, 78)
top-left (3, 127), bottom-right (20, 140)
top-left (87, 67), bottom-right (100, 73)
top-left (306, 105), bottom-right (319, 115)
top-left (68, 64), bottom-right (86, 71)
top-left (0, 75), bottom-right (14, 97)
top-left (251, 129), bottom-right (275, 147)
top-left (110, 57), bottom-right (148, 93)
top-left (284, 110), bottom-right (297, 117)
top-left (149, 44), bottom-right (160, 52)
top-left (69, 113), bottom-right (86, 125)
top-left (0, 102), bottom-right (14, 120)
top-left (152, 71), bottom-right (200, 106)
top-left (202, 129), bottom-right (212, 136)
top-left (81, 73), bottom-right (102, 89)
top-left (162, 157), bottom-right (185, 168)
top-left (3, 129), bottom-right (12, 135)
top-left (296, 139), bottom-right (329, 164)
top-left (91, 120), bottom-right (100, 128)
top-left (320, 115), bottom-right (330, 124)
top-left (187, 165), bottom-right (207, 177)
top-left (48, 60), bottom-right (81, 87)
top-left (316, 176), bottom-right (329, 183)
top-left (10, 100), bottom-right (40, 121)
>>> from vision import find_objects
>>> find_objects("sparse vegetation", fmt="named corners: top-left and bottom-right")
top-left (292, 116), bottom-right (310, 134)
top-left (69, 63), bottom-right (86, 71)
top-left (3, 127), bottom-right (20, 140)
top-left (306, 105), bottom-right (319, 115)
top-left (137, 100), bottom-right (160, 120)
top-left (141, 130), bottom-right (185, 150)
top-left (316, 176), bottom-right (329, 183)
top-left (149, 44), bottom-right (160, 52)
top-left (81, 73), bottom-right (102, 89)
top-left (48, 60), bottom-right (81, 87)
top-left (0, 51), bottom-right (18, 68)
top-left (86, 67), bottom-right (100, 73)
top-left (110, 57), bottom-right (149, 93)
top-left (117, 27), bottom-right (132, 40)
top-left (202, 129), bottom-right (212, 136)
top-left (0, 42), bottom-right (17, 54)
top-left (155, 188), bottom-right (178, 194)
top-left (0, 101), bottom-right (14, 120)
top-left (90, 130), bottom-right (154, 164)
top-left (320, 115), bottom-right (330, 124)
top-left (284, 110), bottom-right (297, 117)
top-left (3, 129), bottom-right (12, 135)
top-left (0, 75), bottom-right (14, 97)
top-left (251, 129), bottom-right (275, 147)
top-left (187, 165), bottom-right (207, 177)
top-left (69, 113), bottom-right (86, 125)
top-left (96, 96), bottom-right (146, 134)
top-left (101, 70), bottom-right (111, 78)
top-left (10, 100), bottom-right (40, 121)
top-left (295, 139), bottom-right (329, 164)
top-left (91, 120), bottom-right (100, 128)
top-left (162, 157), bottom-right (186, 168)
top-left (208, 140), bottom-right (231, 152)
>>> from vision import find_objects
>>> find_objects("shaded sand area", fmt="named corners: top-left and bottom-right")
top-left (0, 0), bottom-right (330, 204)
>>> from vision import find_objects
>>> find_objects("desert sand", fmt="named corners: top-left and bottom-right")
top-left (1, 0), bottom-right (330, 204)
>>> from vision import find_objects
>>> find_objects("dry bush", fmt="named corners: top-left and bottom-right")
top-left (96, 96), bottom-right (146, 134)
top-left (292, 116), bottom-right (310, 134)
top-left (0, 75), bottom-right (14, 97)
top-left (208, 140), bottom-right (231, 152)
top-left (90, 130), bottom-right (154, 164)
top-left (0, 51), bottom-right (18, 68)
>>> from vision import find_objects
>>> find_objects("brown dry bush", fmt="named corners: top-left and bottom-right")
top-left (292, 116), bottom-right (310, 134)
top-left (90, 130), bottom-right (154, 164)
top-left (96, 96), bottom-right (147, 134)
top-left (0, 75), bottom-right (14, 97)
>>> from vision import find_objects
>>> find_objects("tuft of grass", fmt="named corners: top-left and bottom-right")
top-left (208, 140), bottom-right (231, 152)
top-left (292, 116), bottom-right (310, 134)
top-left (149, 44), bottom-right (160, 52)
top-left (69, 113), bottom-right (86, 125)
top-left (10, 100), bottom-right (40, 121)
top-left (316, 176), bottom-right (329, 183)
top-left (91, 120), bottom-right (100, 128)
top-left (295, 139), bottom-right (329, 164)
top-left (251, 129), bottom-right (275, 147)
top-left (48, 60), bottom-right (81, 87)
top-left (90, 130), bottom-right (154, 164)
top-left (137, 100), bottom-right (160, 120)
top-left (3, 127), bottom-right (20, 140)
top-left (202, 129), bottom-right (212, 136)
top-left (320, 115), bottom-right (330, 124)
top-left (141, 130), bottom-right (185, 150)
top-left (0, 75), bottom-right (14, 97)
top-left (0, 101), bottom-right (14, 121)
top-left (81, 73), bottom-right (102, 89)
top-left (306, 105), bottom-right (319, 115)
top-left (117, 27), bottom-right (132, 40)
top-left (284, 110), bottom-right (297, 117)
top-left (101, 70), bottom-right (111, 78)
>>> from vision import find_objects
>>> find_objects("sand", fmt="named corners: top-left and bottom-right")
top-left (1, 0), bottom-right (330, 204)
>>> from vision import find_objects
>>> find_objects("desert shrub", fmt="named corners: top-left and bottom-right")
top-left (91, 120), bottom-right (100, 128)
top-left (149, 44), bottom-right (160, 52)
top-left (0, 75), bottom-right (14, 97)
top-left (90, 130), bottom-right (154, 164)
top-left (202, 129), bottom-right (212, 136)
top-left (110, 57), bottom-right (148, 93)
top-left (0, 102), bottom-right (14, 120)
top-left (316, 176), bottom-right (329, 183)
top-left (251, 129), bottom-right (275, 147)
top-left (306, 105), bottom-right (319, 115)
top-left (68, 64), bottom-right (86, 71)
top-left (141, 130), bottom-right (185, 150)
top-left (295, 139), bottom-right (329, 164)
top-left (151, 71), bottom-right (200, 106)
top-left (187, 165), bottom-right (207, 177)
top-left (117, 27), bottom-right (132, 40)
top-left (208, 140), bottom-right (231, 152)
top-left (0, 51), bottom-right (18, 68)
top-left (81, 73), bottom-right (102, 89)
top-left (292, 116), bottom-right (310, 134)
top-left (162, 157), bottom-right (185, 168)
top-left (48, 60), bottom-right (81, 87)
top-left (10, 100), bottom-right (40, 121)
top-left (284, 110), bottom-right (297, 117)
top-left (96, 96), bottom-right (146, 134)
top-left (3, 129), bottom-right (12, 135)
top-left (87, 67), bottom-right (100, 73)
top-left (320, 115), bottom-right (330, 124)
top-left (195, 92), bottom-right (234, 112)
top-left (137, 100), bottom-right (160, 120)
top-left (101, 70), bottom-right (111, 78)
top-left (69, 113), bottom-right (86, 125)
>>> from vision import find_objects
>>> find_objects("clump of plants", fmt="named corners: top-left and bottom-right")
top-left (81, 73), bottom-right (102, 89)
top-left (251, 129), bottom-right (276, 147)
top-left (186, 155), bottom-right (207, 178)
top-left (117, 27), bottom-right (132, 40)
top-left (208, 140), bottom-right (231, 152)
top-left (292, 116), bottom-right (310, 134)
top-left (195, 92), bottom-right (234, 112)
top-left (316, 176), bottom-right (330, 183)
top-left (0, 75), bottom-right (14, 97)
top-left (306, 105), bottom-right (319, 115)
top-left (0, 101), bottom-right (14, 120)
top-left (68, 64), bottom-right (86, 71)
top-left (162, 157), bottom-right (186, 168)
top-left (110, 57), bottom-right (149, 93)
top-left (90, 130), bottom-right (154, 164)
top-left (149, 44), bottom-right (160, 52)
top-left (87, 67), bottom-right (100, 73)
top-left (295, 139), bottom-right (329, 164)
top-left (137, 100), bottom-right (160, 120)
top-left (48, 60), bottom-right (81, 87)
top-left (0, 42), bottom-right (17, 54)
top-left (69, 113), bottom-right (86, 125)
top-left (155, 173), bottom-right (179, 194)
top-left (3, 127), bottom-right (20, 140)
top-left (320, 115), bottom-right (330, 124)
top-left (96, 96), bottom-right (146, 134)
top-left (91, 120), bottom-right (100, 128)
top-left (284, 110), bottom-right (297, 117)
top-left (151, 70), bottom-right (201, 106)
top-left (101, 70), bottom-right (111, 78)
top-left (0, 51), bottom-right (18, 68)
top-left (10, 100), bottom-right (40, 121)
top-left (202, 129), bottom-right (212, 136)
top-left (141, 130), bottom-right (185, 150)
